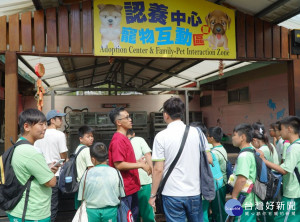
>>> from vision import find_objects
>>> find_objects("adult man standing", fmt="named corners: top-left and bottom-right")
top-left (149, 98), bottom-right (206, 222)
top-left (127, 129), bottom-right (155, 222)
top-left (108, 107), bottom-right (151, 221)
top-left (35, 110), bottom-right (68, 222)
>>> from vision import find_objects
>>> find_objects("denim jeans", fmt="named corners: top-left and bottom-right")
top-left (162, 195), bottom-right (203, 222)
top-left (121, 192), bottom-right (139, 221)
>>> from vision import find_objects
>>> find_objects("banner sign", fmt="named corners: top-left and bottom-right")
top-left (94, 0), bottom-right (236, 59)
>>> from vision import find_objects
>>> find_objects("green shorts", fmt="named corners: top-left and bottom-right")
top-left (86, 206), bottom-right (118, 222)
top-left (7, 214), bottom-right (50, 222)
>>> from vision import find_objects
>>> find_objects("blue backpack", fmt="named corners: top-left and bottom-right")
top-left (240, 148), bottom-right (282, 201)
top-left (209, 152), bottom-right (224, 190)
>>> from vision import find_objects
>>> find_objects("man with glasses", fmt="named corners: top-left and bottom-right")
top-left (108, 107), bottom-right (151, 221)
top-left (34, 110), bottom-right (68, 222)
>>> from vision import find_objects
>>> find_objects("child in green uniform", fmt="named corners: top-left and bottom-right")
top-left (252, 122), bottom-right (279, 222)
top-left (231, 124), bottom-right (258, 222)
top-left (257, 116), bottom-right (300, 222)
top-left (78, 142), bottom-right (125, 222)
top-left (207, 127), bottom-right (227, 222)
top-left (74, 126), bottom-right (94, 209)
top-left (269, 121), bottom-right (290, 163)
top-left (6, 109), bottom-right (58, 222)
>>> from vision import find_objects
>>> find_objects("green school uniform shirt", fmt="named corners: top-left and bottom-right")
top-left (130, 136), bottom-right (152, 185)
top-left (211, 145), bottom-right (227, 186)
top-left (234, 147), bottom-right (259, 207)
top-left (78, 165), bottom-right (125, 208)
top-left (281, 140), bottom-right (291, 161)
top-left (7, 138), bottom-right (54, 220)
top-left (280, 139), bottom-right (300, 198)
top-left (259, 144), bottom-right (280, 165)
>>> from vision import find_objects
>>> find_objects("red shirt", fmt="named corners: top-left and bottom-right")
top-left (109, 132), bottom-right (140, 195)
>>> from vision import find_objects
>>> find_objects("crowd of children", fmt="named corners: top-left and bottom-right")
top-left (4, 106), bottom-right (300, 222)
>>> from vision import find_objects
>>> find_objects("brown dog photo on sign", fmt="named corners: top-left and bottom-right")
top-left (98, 4), bottom-right (123, 49)
top-left (205, 10), bottom-right (231, 50)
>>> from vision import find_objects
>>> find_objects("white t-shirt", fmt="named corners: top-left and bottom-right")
top-left (34, 129), bottom-right (68, 176)
top-left (152, 120), bottom-right (209, 196)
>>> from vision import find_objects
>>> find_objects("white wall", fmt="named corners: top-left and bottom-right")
top-left (23, 94), bottom-right (201, 115)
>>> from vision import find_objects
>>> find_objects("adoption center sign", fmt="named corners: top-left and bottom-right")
top-left (93, 0), bottom-right (236, 59)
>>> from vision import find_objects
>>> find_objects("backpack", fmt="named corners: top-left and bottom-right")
top-left (209, 151), bottom-right (224, 190)
top-left (0, 140), bottom-right (34, 220)
top-left (213, 149), bottom-right (233, 193)
top-left (240, 148), bottom-right (282, 201)
top-left (59, 146), bottom-right (87, 194)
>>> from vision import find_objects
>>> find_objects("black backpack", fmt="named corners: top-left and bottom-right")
top-left (0, 140), bottom-right (34, 221)
top-left (240, 148), bottom-right (282, 201)
top-left (58, 146), bottom-right (87, 194)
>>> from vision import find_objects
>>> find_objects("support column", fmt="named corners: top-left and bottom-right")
top-left (287, 59), bottom-right (300, 116)
top-left (5, 51), bottom-right (18, 150)
top-left (51, 90), bottom-right (55, 109)
top-left (185, 90), bottom-right (189, 125)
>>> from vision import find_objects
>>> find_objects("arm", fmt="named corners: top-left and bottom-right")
top-left (262, 158), bottom-right (287, 175)
top-left (206, 151), bottom-right (213, 164)
top-left (114, 161), bottom-right (151, 175)
top-left (256, 149), bottom-right (288, 175)
top-left (148, 161), bottom-right (164, 208)
top-left (231, 175), bottom-right (247, 199)
top-left (60, 152), bottom-right (68, 161)
top-left (44, 176), bottom-right (56, 187)
top-left (144, 152), bottom-right (153, 170)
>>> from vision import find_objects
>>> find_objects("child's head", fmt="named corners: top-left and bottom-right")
top-left (207, 126), bottom-right (223, 143)
top-left (126, 129), bottom-right (135, 138)
top-left (19, 109), bottom-right (47, 141)
top-left (278, 116), bottom-right (300, 140)
top-left (252, 122), bottom-right (273, 153)
top-left (190, 121), bottom-right (208, 136)
top-left (232, 124), bottom-right (254, 148)
top-left (269, 122), bottom-right (279, 138)
top-left (90, 142), bottom-right (108, 164)
top-left (78, 125), bottom-right (94, 147)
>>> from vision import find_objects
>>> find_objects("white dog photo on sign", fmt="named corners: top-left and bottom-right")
top-left (98, 4), bottom-right (123, 48)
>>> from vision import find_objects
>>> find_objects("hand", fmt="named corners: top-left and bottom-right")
top-left (139, 162), bottom-right (152, 175)
top-left (255, 149), bottom-right (265, 159)
top-left (148, 196), bottom-right (156, 211)
top-left (142, 163), bottom-right (152, 175)
top-left (137, 156), bottom-right (146, 163)
top-left (49, 162), bottom-right (59, 174)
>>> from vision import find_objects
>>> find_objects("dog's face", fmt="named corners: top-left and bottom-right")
top-left (98, 4), bottom-right (122, 28)
top-left (205, 10), bottom-right (231, 38)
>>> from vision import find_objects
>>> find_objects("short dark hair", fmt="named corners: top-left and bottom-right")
top-left (78, 125), bottom-right (94, 138)
top-left (163, 97), bottom-right (184, 120)
top-left (19, 109), bottom-right (47, 135)
top-left (269, 122), bottom-right (278, 130)
top-left (90, 142), bottom-right (108, 163)
top-left (233, 123), bottom-right (254, 143)
top-left (190, 121), bottom-right (208, 135)
top-left (208, 127), bottom-right (223, 142)
top-left (109, 107), bottom-right (125, 125)
top-left (279, 116), bottom-right (300, 134)
top-left (127, 129), bottom-right (134, 136)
